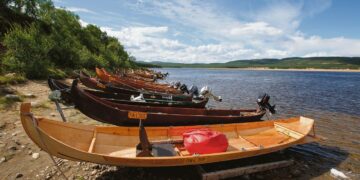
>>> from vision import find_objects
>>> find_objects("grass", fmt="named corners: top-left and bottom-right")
top-left (47, 68), bottom-right (67, 79)
top-left (0, 74), bottom-right (27, 85)
top-left (0, 94), bottom-right (23, 109)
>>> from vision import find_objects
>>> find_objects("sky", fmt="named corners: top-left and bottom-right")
top-left (54, 0), bottom-right (360, 63)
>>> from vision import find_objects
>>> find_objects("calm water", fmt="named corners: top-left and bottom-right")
top-left (158, 68), bottom-right (360, 116)
top-left (157, 68), bottom-right (360, 177)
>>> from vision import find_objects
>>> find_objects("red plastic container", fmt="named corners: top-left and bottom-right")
top-left (183, 129), bottom-right (228, 154)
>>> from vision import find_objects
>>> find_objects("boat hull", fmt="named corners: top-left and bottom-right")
top-left (70, 80), bottom-right (265, 126)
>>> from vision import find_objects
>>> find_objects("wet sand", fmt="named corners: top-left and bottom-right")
top-left (0, 80), bottom-right (359, 179)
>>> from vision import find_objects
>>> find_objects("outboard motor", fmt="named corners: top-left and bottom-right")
top-left (179, 84), bottom-right (189, 94)
top-left (188, 85), bottom-right (199, 97)
top-left (257, 93), bottom-right (276, 114)
top-left (199, 86), bottom-right (209, 96)
top-left (174, 81), bottom-right (181, 89)
top-left (199, 86), bottom-right (222, 102)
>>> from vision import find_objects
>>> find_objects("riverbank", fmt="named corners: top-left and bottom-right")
top-left (0, 80), bottom-right (359, 179)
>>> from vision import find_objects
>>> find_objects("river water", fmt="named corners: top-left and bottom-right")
top-left (157, 68), bottom-right (360, 178)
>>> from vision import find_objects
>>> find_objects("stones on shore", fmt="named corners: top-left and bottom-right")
top-left (91, 170), bottom-right (97, 175)
top-left (0, 122), bottom-right (6, 129)
top-left (92, 164), bottom-right (101, 169)
top-left (330, 168), bottom-right (349, 179)
top-left (5, 94), bottom-right (21, 101)
top-left (7, 141), bottom-right (18, 151)
top-left (0, 157), bottom-right (6, 164)
top-left (32, 152), bottom-right (40, 159)
top-left (12, 132), bottom-right (19, 136)
top-left (0, 87), bottom-right (16, 94)
top-left (30, 101), bottom-right (40, 108)
top-left (15, 173), bottom-right (23, 178)
top-left (24, 93), bottom-right (36, 98)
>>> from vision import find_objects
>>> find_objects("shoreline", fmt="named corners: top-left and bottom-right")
top-left (162, 67), bottom-right (360, 72)
top-left (211, 68), bottom-right (360, 72)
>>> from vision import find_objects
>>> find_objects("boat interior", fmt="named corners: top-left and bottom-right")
top-left (26, 114), bottom-right (314, 158)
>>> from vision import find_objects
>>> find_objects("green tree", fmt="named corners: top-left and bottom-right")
top-left (3, 24), bottom-right (53, 78)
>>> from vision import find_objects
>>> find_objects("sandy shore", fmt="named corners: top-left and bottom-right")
top-left (206, 67), bottom-right (360, 72)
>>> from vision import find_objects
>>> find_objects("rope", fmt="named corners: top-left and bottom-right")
top-left (25, 113), bottom-right (68, 180)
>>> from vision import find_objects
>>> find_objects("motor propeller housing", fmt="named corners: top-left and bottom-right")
top-left (257, 93), bottom-right (276, 114)
top-left (179, 84), bottom-right (189, 94)
top-left (188, 85), bottom-right (199, 97)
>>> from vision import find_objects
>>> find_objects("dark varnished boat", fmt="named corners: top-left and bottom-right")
top-left (79, 71), bottom-right (193, 102)
top-left (48, 79), bottom-right (208, 108)
top-left (70, 80), bottom-right (269, 126)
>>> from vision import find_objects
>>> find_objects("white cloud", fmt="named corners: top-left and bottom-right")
top-left (68, 0), bottom-right (360, 63)
top-left (229, 22), bottom-right (283, 37)
top-left (79, 19), bottom-right (89, 27)
top-left (58, 6), bottom-right (96, 14)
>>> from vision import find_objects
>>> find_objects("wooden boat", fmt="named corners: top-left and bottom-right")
top-left (134, 70), bottom-right (155, 79)
top-left (20, 102), bottom-right (321, 167)
top-left (48, 78), bottom-right (208, 108)
top-left (102, 68), bottom-right (167, 86)
top-left (123, 71), bottom-right (156, 82)
top-left (70, 80), bottom-right (267, 126)
top-left (96, 68), bottom-right (181, 94)
top-left (125, 74), bottom-right (155, 82)
top-left (79, 71), bottom-right (193, 102)
top-left (102, 68), bottom-right (174, 88)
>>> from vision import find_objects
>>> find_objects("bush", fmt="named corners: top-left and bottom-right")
top-left (0, 1), bottom-right (139, 79)
top-left (0, 73), bottom-right (27, 85)
top-left (3, 24), bottom-right (54, 79)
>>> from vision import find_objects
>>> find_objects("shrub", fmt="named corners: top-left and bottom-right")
top-left (3, 24), bottom-right (54, 79)
top-left (0, 74), bottom-right (27, 85)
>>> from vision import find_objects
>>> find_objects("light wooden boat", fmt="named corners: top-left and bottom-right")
top-left (20, 103), bottom-right (321, 167)
top-left (96, 68), bottom-right (181, 94)
top-left (79, 71), bottom-right (193, 101)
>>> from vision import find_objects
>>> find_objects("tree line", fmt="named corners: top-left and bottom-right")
top-left (0, 0), bottom-right (137, 79)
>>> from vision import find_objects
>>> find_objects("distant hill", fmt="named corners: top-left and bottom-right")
top-left (149, 57), bottom-right (360, 69)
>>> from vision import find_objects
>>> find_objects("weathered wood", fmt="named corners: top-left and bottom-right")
top-left (201, 159), bottom-right (294, 180)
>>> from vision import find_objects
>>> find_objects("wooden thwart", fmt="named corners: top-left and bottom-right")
top-left (199, 159), bottom-right (294, 180)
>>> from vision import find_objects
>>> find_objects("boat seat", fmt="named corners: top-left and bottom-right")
top-left (136, 143), bottom-right (177, 157)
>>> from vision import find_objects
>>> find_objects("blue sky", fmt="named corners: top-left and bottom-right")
top-left (54, 0), bottom-right (360, 63)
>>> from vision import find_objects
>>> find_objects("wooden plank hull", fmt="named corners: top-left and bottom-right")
top-left (70, 80), bottom-right (265, 126)
top-left (96, 68), bottom-right (181, 94)
top-left (20, 103), bottom-right (321, 167)
top-left (79, 71), bottom-right (193, 101)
